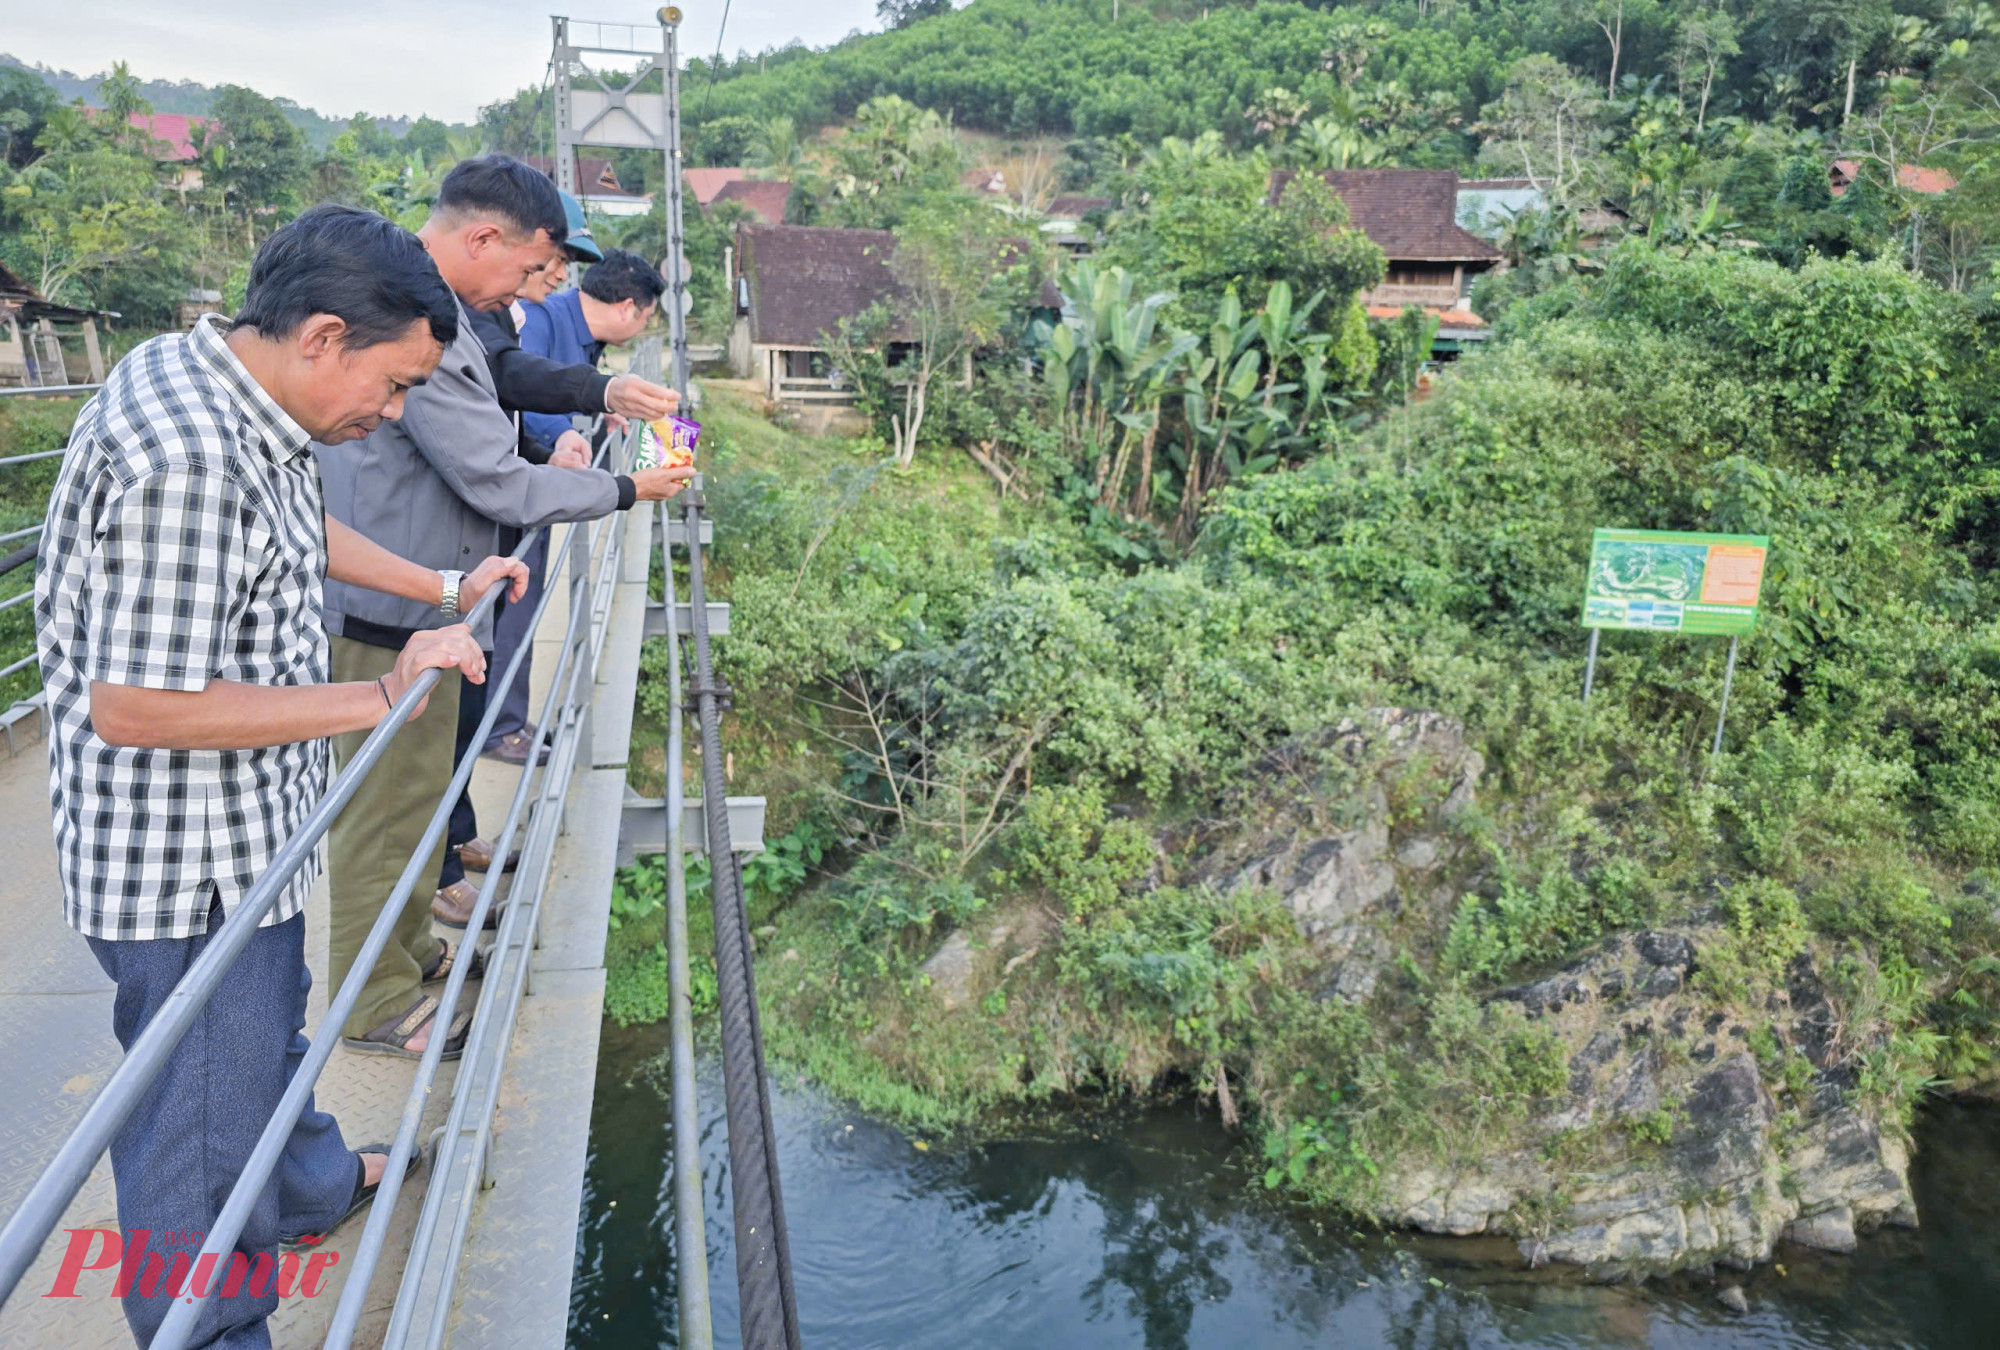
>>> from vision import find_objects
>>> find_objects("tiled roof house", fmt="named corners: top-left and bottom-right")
top-left (711, 179), bottom-right (792, 225)
top-left (1268, 168), bottom-right (1501, 342)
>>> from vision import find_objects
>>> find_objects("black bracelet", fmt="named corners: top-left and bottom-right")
top-left (376, 675), bottom-right (392, 709)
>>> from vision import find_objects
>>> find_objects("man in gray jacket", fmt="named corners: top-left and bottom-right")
top-left (316, 155), bottom-right (691, 1057)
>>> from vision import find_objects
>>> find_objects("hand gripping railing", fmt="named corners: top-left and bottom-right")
top-left (0, 404), bottom-right (645, 1346)
top-left (0, 536), bottom-right (524, 1306)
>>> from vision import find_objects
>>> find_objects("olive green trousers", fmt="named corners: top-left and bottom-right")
top-left (326, 635), bottom-right (458, 1041)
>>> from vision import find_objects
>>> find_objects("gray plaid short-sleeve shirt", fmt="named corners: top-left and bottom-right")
top-left (35, 316), bottom-right (331, 941)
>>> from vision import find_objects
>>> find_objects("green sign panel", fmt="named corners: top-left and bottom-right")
top-left (1581, 529), bottom-right (1769, 636)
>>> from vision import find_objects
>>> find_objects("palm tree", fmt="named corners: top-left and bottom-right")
top-left (747, 115), bottom-right (809, 179)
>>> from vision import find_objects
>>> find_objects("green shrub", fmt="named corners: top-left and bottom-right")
top-left (1016, 783), bottom-right (1154, 918)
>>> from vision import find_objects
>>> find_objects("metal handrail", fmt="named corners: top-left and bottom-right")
top-left (0, 448), bottom-right (64, 470)
top-left (0, 390), bottom-right (652, 1341)
top-left (0, 556), bottom-right (513, 1304)
top-left (662, 498), bottom-right (715, 1345)
top-left (0, 384), bottom-right (102, 399)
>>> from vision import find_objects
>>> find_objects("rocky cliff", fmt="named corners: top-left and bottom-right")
top-left (1184, 708), bottom-right (1917, 1278)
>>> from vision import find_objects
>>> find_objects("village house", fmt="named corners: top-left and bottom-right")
top-left (526, 155), bottom-right (652, 216)
top-left (0, 263), bottom-right (110, 388)
top-left (711, 178), bottom-right (792, 225)
top-left (1457, 177), bottom-right (1548, 235)
top-left (1043, 194), bottom-right (1111, 253)
top-left (728, 223), bottom-right (1057, 409)
top-left (1269, 167), bottom-right (1503, 350)
top-left (685, 166), bottom-right (755, 206)
top-left (728, 224), bottom-right (911, 404)
top-left (1829, 159), bottom-right (1957, 197)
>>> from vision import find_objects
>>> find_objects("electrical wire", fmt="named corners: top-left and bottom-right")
top-left (698, 0), bottom-right (734, 122)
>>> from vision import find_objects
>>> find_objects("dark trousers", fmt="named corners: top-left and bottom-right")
top-left (438, 656), bottom-right (491, 892)
top-left (484, 531), bottom-right (549, 750)
top-left (85, 905), bottom-right (357, 1349)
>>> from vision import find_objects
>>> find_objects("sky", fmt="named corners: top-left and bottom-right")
top-left (9, 0), bottom-right (885, 123)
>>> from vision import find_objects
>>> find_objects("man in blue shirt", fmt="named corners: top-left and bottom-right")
top-left (483, 248), bottom-right (667, 763)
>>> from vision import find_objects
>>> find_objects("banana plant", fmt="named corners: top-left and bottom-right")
top-left (1170, 281), bottom-right (1334, 539)
top-left (1044, 262), bottom-right (1190, 509)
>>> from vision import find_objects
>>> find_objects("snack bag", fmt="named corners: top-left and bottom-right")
top-left (636, 415), bottom-right (700, 470)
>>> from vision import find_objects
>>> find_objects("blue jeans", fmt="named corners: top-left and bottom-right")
top-left (86, 902), bottom-right (358, 1349)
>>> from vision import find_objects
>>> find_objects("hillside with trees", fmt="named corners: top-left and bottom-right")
top-left (10, 0), bottom-right (2000, 1278)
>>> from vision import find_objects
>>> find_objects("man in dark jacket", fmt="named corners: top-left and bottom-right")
top-left (436, 197), bottom-right (677, 892)
top-left (315, 156), bottom-right (692, 1058)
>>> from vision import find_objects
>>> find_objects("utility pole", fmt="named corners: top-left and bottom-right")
top-left (661, 6), bottom-right (691, 399)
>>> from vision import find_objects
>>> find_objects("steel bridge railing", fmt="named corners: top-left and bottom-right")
top-left (0, 363), bottom-right (651, 1348)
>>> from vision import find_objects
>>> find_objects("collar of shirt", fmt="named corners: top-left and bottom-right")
top-left (186, 314), bottom-right (314, 463)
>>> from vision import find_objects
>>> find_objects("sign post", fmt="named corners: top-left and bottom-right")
top-left (1579, 528), bottom-right (1770, 752)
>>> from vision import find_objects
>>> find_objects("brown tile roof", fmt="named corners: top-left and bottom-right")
top-left (1269, 168), bottom-right (1501, 264)
top-left (524, 155), bottom-right (646, 198)
top-left (0, 262), bottom-right (36, 305)
top-left (711, 179), bottom-right (791, 225)
top-left (1366, 303), bottom-right (1487, 329)
top-left (1829, 158), bottom-right (1957, 196)
top-left (1046, 195), bottom-right (1112, 218)
top-left (0, 261), bottom-right (112, 321)
top-left (737, 225), bottom-right (912, 347)
top-left (737, 226), bottom-right (1055, 346)
top-left (685, 167), bottom-right (753, 206)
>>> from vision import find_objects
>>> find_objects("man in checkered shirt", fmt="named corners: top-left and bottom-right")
top-left (34, 206), bottom-right (526, 1349)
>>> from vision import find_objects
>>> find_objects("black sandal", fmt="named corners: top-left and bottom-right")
top-left (280, 1141), bottom-right (428, 1250)
top-left (421, 937), bottom-right (485, 985)
top-left (340, 995), bottom-right (471, 1061)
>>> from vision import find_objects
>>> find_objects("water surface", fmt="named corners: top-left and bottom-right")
top-left (570, 1020), bottom-right (1999, 1349)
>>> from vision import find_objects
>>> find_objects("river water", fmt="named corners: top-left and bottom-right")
top-left (569, 1020), bottom-right (1999, 1349)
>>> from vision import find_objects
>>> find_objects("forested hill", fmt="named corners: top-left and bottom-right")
top-left (0, 52), bottom-right (448, 149)
top-left (680, 0), bottom-right (1974, 161)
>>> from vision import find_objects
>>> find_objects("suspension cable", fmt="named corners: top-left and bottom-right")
top-left (681, 486), bottom-right (802, 1350)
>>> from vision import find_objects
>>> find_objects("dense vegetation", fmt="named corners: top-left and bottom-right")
top-left (608, 240), bottom-right (2000, 1215)
top-left (12, 0), bottom-right (2000, 1231)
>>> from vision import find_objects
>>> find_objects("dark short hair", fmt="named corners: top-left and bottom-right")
top-left (579, 249), bottom-right (667, 309)
top-left (232, 204), bottom-right (458, 349)
top-left (435, 154), bottom-right (569, 244)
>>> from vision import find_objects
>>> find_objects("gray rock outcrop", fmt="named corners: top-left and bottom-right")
top-left (1373, 928), bottom-right (1917, 1279)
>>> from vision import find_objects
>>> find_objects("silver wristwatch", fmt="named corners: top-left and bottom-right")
top-left (438, 569), bottom-right (465, 619)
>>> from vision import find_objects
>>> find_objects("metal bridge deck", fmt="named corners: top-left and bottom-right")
top-left (0, 505), bottom-right (649, 1348)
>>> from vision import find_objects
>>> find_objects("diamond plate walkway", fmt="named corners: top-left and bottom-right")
top-left (0, 504), bottom-right (651, 1349)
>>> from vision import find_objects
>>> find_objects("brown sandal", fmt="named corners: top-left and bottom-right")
top-left (341, 996), bottom-right (471, 1061)
top-left (420, 937), bottom-right (485, 985)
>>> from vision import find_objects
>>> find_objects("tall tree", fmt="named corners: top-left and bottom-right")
top-left (207, 85), bottom-right (312, 232)
top-left (1476, 54), bottom-right (1609, 205)
top-left (1673, 6), bottom-right (1741, 134)
top-left (878, 0), bottom-right (953, 30)
top-left (0, 66), bottom-right (59, 169)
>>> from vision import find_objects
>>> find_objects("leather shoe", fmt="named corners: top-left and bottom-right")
top-left (432, 879), bottom-right (500, 931)
top-left (456, 836), bottom-right (520, 874)
top-left (483, 731), bottom-right (548, 766)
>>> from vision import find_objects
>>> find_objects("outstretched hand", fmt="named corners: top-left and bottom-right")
top-left (604, 374), bottom-right (679, 421)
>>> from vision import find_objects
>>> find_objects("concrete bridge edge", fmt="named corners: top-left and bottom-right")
top-left (444, 505), bottom-right (654, 1348)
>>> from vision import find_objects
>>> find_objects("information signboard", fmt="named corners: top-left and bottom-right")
top-left (1580, 529), bottom-right (1770, 636)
